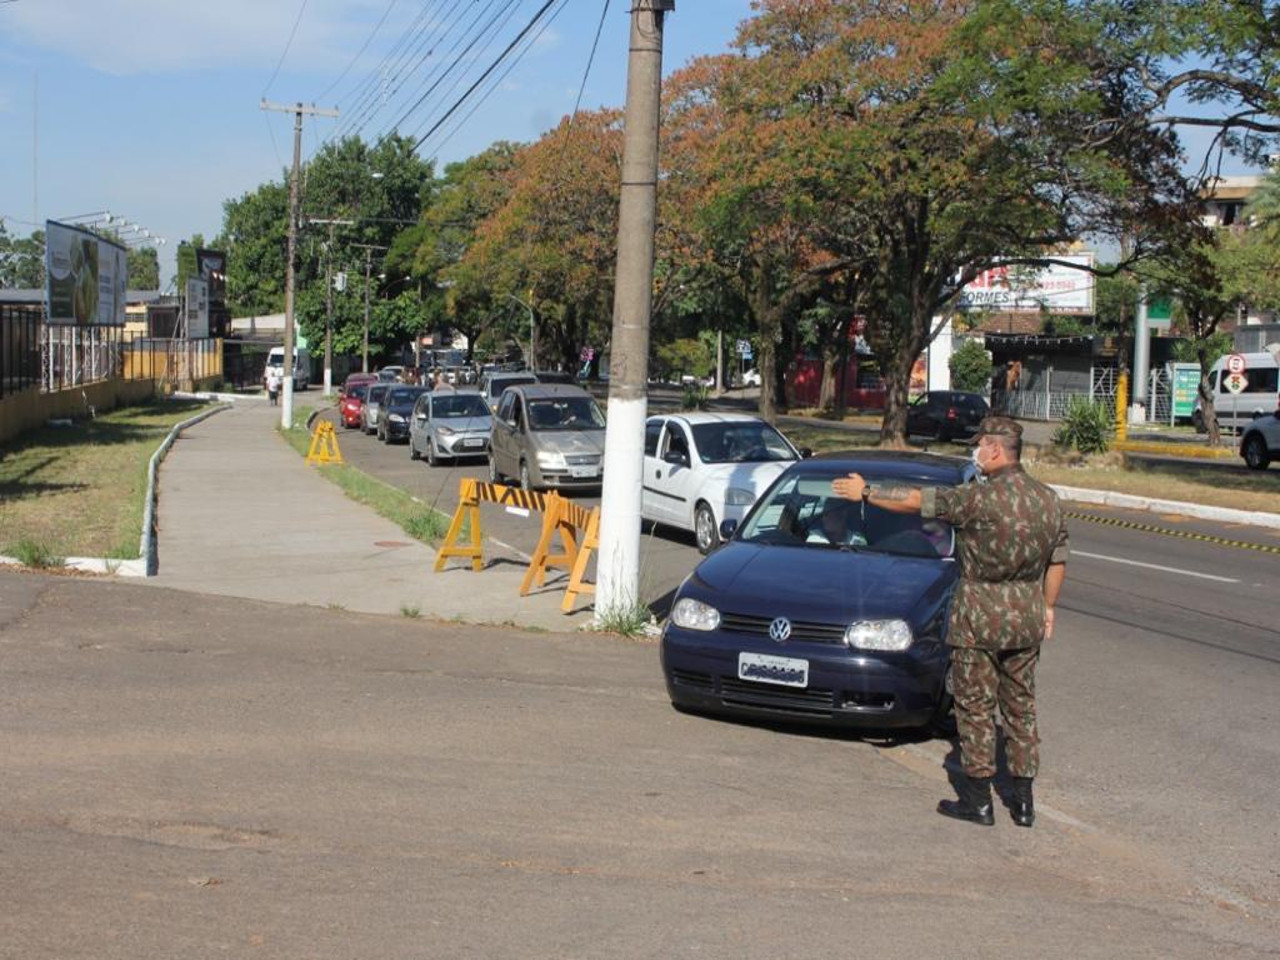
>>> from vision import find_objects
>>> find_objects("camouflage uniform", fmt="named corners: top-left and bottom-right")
top-left (919, 418), bottom-right (1069, 780)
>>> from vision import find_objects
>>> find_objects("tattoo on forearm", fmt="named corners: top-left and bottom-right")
top-left (873, 483), bottom-right (915, 502)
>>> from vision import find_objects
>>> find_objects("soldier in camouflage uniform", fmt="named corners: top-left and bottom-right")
top-left (832, 416), bottom-right (1069, 827)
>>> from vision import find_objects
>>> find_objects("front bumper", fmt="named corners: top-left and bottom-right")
top-left (531, 461), bottom-right (602, 488)
top-left (385, 419), bottom-right (411, 440)
top-left (661, 623), bottom-right (947, 729)
top-left (438, 433), bottom-right (490, 458)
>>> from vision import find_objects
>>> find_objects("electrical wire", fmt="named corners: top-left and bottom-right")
top-left (262, 0), bottom-right (310, 98)
top-left (570, 0), bottom-right (610, 123)
top-left (314, 0), bottom-right (401, 103)
top-left (412, 0), bottom-right (561, 151)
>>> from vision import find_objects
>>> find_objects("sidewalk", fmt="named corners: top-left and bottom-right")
top-left (151, 399), bottom-right (593, 631)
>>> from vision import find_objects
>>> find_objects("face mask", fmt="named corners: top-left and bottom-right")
top-left (971, 446), bottom-right (989, 474)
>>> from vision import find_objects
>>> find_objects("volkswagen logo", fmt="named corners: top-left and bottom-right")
top-left (768, 617), bottom-right (792, 643)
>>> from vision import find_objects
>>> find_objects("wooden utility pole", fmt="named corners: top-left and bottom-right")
top-left (260, 99), bottom-right (339, 428)
top-left (596, 1), bottom-right (674, 621)
top-left (351, 243), bottom-right (388, 373)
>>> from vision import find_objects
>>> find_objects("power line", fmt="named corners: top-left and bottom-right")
top-left (571, 0), bottom-right (611, 123)
top-left (262, 0), bottom-right (311, 98)
top-left (412, 0), bottom-right (561, 152)
top-left (314, 0), bottom-right (401, 103)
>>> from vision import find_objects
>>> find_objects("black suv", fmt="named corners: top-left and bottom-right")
top-left (906, 391), bottom-right (990, 441)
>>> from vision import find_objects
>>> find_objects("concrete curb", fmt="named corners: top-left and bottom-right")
top-left (0, 556), bottom-right (148, 576)
top-left (173, 390), bottom-right (263, 404)
top-left (140, 403), bottom-right (234, 575)
top-left (1050, 484), bottom-right (1280, 530)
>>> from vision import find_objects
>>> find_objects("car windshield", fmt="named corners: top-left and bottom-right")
top-left (527, 397), bottom-right (606, 431)
top-left (690, 422), bottom-right (796, 464)
top-left (348, 384), bottom-right (369, 400)
top-left (388, 387), bottom-right (426, 405)
top-left (367, 385), bottom-right (389, 403)
top-left (434, 395), bottom-right (490, 418)
top-left (737, 471), bottom-right (955, 559)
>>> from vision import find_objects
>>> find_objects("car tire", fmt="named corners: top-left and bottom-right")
top-left (694, 502), bottom-right (718, 555)
top-left (488, 454), bottom-right (502, 484)
top-left (1243, 433), bottom-right (1271, 470)
top-left (519, 460), bottom-right (533, 491)
top-left (409, 439), bottom-right (421, 461)
top-left (930, 665), bottom-right (957, 738)
top-left (426, 441), bottom-right (438, 467)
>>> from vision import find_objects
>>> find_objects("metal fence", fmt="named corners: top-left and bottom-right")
top-left (41, 324), bottom-right (129, 393)
top-left (1, 304), bottom-right (42, 399)
top-left (996, 361), bottom-right (1120, 421)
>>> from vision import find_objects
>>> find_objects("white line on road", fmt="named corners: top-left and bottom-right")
top-left (1073, 550), bottom-right (1240, 583)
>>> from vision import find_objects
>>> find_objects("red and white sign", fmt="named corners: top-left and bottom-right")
top-left (956, 254), bottom-right (1095, 314)
top-left (1225, 372), bottom-right (1248, 394)
top-left (1225, 353), bottom-right (1247, 375)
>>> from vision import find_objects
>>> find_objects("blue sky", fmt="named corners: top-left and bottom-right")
top-left (0, 1), bottom-right (1259, 286)
top-left (0, 0), bottom-right (753, 283)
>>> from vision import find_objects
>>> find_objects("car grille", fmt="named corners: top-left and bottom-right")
top-left (669, 669), bottom-right (714, 691)
top-left (565, 454), bottom-right (601, 466)
top-left (720, 612), bottom-right (847, 645)
top-left (719, 678), bottom-right (835, 715)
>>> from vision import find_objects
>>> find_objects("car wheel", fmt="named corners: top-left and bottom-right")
top-left (488, 454), bottom-right (502, 484)
top-left (519, 460), bottom-right (534, 491)
top-left (694, 502), bottom-right (718, 555)
top-left (1243, 433), bottom-right (1271, 470)
top-left (931, 664), bottom-right (957, 738)
top-left (409, 438), bottom-right (421, 461)
top-left (426, 440), bottom-right (438, 467)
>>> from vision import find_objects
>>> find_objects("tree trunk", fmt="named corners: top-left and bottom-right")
top-left (833, 315), bottom-right (852, 420)
top-left (818, 351), bottom-right (837, 411)
top-left (879, 339), bottom-right (915, 448)
top-left (1197, 348), bottom-right (1221, 447)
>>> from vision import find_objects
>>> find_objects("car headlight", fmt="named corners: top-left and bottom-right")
top-left (844, 619), bottom-right (914, 651)
top-left (724, 486), bottom-right (755, 506)
top-left (537, 451), bottom-right (567, 469)
top-left (390, 413), bottom-right (406, 423)
top-left (436, 425), bottom-right (455, 436)
top-left (670, 597), bottom-right (721, 632)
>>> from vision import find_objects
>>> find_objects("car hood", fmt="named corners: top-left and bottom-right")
top-left (686, 541), bottom-right (956, 627)
top-left (694, 460), bottom-right (794, 497)
top-left (436, 415), bottom-right (491, 433)
top-left (532, 429), bottom-right (606, 456)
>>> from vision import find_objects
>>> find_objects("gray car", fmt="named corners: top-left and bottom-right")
top-left (409, 389), bottom-right (493, 466)
top-left (360, 382), bottom-right (391, 434)
top-left (488, 384), bottom-right (606, 490)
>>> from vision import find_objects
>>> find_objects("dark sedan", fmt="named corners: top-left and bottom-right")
top-left (376, 385), bottom-right (430, 443)
top-left (661, 451), bottom-right (973, 732)
top-left (906, 391), bottom-right (989, 441)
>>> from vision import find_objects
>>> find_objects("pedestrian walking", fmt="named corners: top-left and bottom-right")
top-left (266, 370), bottom-right (282, 406)
top-left (831, 416), bottom-right (1068, 827)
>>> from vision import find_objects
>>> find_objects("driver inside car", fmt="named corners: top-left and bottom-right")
top-left (806, 498), bottom-right (869, 547)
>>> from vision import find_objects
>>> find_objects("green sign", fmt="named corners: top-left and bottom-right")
top-left (1147, 295), bottom-right (1174, 329)
top-left (1171, 363), bottom-right (1200, 420)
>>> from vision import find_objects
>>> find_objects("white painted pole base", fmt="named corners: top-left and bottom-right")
top-left (281, 378), bottom-right (294, 430)
top-left (323, 367), bottom-right (333, 396)
top-left (595, 393), bottom-right (649, 622)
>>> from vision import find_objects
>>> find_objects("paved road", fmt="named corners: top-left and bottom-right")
top-left (2, 570), bottom-right (1276, 958)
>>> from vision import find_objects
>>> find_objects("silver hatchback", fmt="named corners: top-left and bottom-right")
top-left (488, 384), bottom-right (606, 490)
top-left (409, 389), bottom-right (492, 465)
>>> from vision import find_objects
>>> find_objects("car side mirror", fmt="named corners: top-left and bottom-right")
top-left (799, 447), bottom-right (813, 459)
top-left (663, 450), bottom-right (688, 467)
top-left (719, 518), bottom-right (739, 541)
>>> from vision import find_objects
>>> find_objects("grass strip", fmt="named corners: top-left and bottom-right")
top-left (279, 411), bottom-right (452, 545)
top-left (0, 399), bottom-right (212, 560)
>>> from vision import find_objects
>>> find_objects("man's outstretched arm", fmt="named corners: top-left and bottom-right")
top-left (832, 473), bottom-right (923, 515)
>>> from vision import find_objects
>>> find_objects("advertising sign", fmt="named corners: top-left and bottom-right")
top-left (956, 255), bottom-right (1095, 314)
top-left (1147, 294), bottom-right (1174, 329)
top-left (185, 278), bottom-right (209, 339)
top-left (44, 220), bottom-right (128, 325)
top-left (196, 249), bottom-right (227, 302)
top-left (1171, 363), bottom-right (1201, 422)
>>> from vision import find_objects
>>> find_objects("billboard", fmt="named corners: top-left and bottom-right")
top-left (44, 220), bottom-right (128, 325)
top-left (956, 254), bottom-right (1095, 314)
top-left (185, 278), bottom-right (209, 339)
top-left (196, 248), bottom-right (227, 302)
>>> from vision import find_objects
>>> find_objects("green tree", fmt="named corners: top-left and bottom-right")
top-left (949, 339), bottom-right (994, 392)
top-left (126, 246), bottom-right (160, 289)
top-left (0, 225), bottom-right (46, 289)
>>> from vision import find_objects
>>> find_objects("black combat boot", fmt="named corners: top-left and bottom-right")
top-left (1009, 777), bottom-right (1035, 827)
top-left (937, 774), bottom-right (995, 826)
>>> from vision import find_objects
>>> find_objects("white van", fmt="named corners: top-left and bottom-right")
top-left (1195, 351), bottom-right (1280, 432)
top-left (265, 347), bottom-right (311, 391)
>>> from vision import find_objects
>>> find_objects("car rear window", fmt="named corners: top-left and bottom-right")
top-left (367, 384), bottom-right (389, 402)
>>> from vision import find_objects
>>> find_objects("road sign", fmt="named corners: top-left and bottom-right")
top-left (736, 339), bottom-right (752, 358)
top-left (1225, 353), bottom-right (1247, 375)
top-left (1147, 294), bottom-right (1173, 329)
top-left (1225, 372), bottom-right (1248, 394)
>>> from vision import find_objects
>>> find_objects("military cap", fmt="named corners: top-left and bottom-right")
top-left (974, 415), bottom-right (1023, 440)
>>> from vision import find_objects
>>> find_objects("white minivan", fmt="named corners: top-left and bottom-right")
top-left (1195, 351), bottom-right (1280, 432)
top-left (264, 346), bottom-right (311, 391)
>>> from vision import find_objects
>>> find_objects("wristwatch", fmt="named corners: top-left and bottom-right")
top-left (861, 483), bottom-right (873, 501)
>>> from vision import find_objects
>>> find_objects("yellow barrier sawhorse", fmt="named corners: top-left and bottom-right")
top-left (306, 420), bottom-right (344, 465)
top-left (434, 479), bottom-right (547, 573)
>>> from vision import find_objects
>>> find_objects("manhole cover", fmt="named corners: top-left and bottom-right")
top-left (374, 540), bottom-right (412, 548)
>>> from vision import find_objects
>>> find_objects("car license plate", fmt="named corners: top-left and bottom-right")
top-left (570, 466), bottom-right (598, 478)
top-left (737, 652), bottom-right (809, 688)
top-left (464, 438), bottom-right (484, 447)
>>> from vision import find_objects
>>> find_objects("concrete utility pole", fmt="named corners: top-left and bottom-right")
top-left (596, 0), bottom-right (674, 621)
top-left (260, 99), bottom-right (339, 428)
top-left (350, 243), bottom-right (388, 374)
top-left (307, 219), bottom-right (355, 395)
top-left (1131, 285), bottom-right (1150, 424)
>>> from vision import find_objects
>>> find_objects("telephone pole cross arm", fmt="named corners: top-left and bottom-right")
top-left (259, 99), bottom-right (339, 429)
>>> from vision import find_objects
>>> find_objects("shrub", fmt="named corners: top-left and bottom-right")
top-left (8, 539), bottom-right (65, 569)
top-left (681, 384), bottom-right (709, 411)
top-left (949, 339), bottom-right (993, 392)
top-left (1052, 397), bottom-right (1113, 455)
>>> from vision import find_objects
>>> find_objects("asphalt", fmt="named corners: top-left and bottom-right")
top-left (151, 397), bottom-right (595, 631)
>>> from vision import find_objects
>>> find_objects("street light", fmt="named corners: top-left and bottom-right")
top-left (505, 293), bottom-right (535, 371)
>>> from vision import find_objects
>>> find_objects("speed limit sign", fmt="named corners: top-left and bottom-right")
top-left (1225, 353), bottom-right (1247, 375)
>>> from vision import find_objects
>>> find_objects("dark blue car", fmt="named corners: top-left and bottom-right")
top-left (661, 451), bottom-right (974, 732)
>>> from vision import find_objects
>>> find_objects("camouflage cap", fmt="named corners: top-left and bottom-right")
top-left (974, 415), bottom-right (1023, 440)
